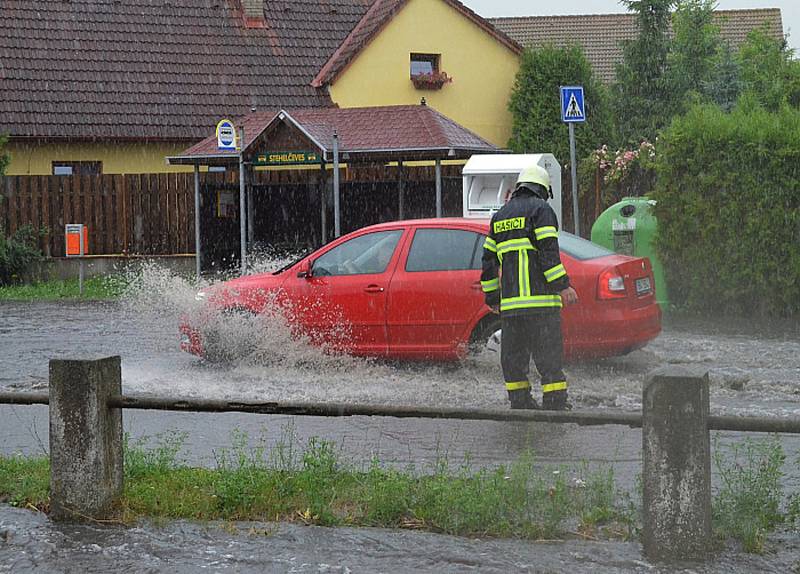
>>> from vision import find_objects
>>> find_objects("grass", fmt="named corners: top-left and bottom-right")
top-left (712, 435), bottom-right (796, 553)
top-left (0, 275), bottom-right (127, 300)
top-left (0, 430), bottom-right (635, 541)
top-left (2, 432), bottom-right (796, 550)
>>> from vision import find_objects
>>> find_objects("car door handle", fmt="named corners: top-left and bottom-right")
top-left (364, 285), bottom-right (385, 293)
top-left (471, 282), bottom-right (482, 291)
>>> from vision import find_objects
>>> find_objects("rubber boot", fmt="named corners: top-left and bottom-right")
top-left (541, 389), bottom-right (572, 411)
top-left (508, 389), bottom-right (539, 410)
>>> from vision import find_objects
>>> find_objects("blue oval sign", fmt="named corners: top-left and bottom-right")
top-left (216, 119), bottom-right (236, 150)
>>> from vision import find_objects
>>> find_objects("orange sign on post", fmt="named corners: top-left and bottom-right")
top-left (65, 224), bottom-right (88, 257)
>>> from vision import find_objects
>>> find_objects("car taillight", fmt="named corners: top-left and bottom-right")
top-left (598, 267), bottom-right (627, 299)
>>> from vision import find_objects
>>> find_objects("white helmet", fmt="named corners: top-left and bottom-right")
top-left (515, 165), bottom-right (552, 199)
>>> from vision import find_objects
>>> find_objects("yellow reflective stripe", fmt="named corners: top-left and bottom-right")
top-left (522, 249), bottom-right (531, 296)
top-left (481, 278), bottom-right (499, 292)
top-left (483, 237), bottom-right (497, 253)
top-left (505, 380), bottom-right (531, 391)
top-left (535, 226), bottom-right (558, 240)
top-left (500, 295), bottom-right (563, 311)
top-left (497, 238), bottom-right (535, 254)
top-left (544, 263), bottom-right (566, 282)
top-left (542, 381), bottom-right (568, 393)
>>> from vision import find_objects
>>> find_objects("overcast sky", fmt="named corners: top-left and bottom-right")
top-left (462, 1), bottom-right (798, 52)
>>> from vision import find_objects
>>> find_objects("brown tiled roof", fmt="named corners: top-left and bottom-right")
top-left (312, 0), bottom-right (522, 87)
top-left (169, 104), bottom-right (499, 163)
top-left (0, 0), bottom-right (374, 141)
top-left (489, 9), bottom-right (784, 83)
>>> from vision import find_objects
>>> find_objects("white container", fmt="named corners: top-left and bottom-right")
top-left (462, 154), bottom-right (562, 225)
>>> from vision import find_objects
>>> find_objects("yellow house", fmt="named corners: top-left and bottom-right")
top-left (1, 0), bottom-right (522, 176)
top-left (314, 0), bottom-right (522, 147)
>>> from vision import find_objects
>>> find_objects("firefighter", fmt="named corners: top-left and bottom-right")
top-left (481, 165), bottom-right (578, 410)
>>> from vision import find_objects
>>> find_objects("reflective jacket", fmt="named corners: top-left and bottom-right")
top-left (480, 190), bottom-right (570, 316)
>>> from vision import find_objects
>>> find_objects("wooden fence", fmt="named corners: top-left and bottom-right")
top-left (0, 165), bottom-right (463, 257)
top-left (0, 173), bottom-right (194, 257)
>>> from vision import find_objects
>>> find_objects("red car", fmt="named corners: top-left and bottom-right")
top-left (181, 218), bottom-right (661, 362)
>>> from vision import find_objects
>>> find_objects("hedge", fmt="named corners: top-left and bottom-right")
top-left (651, 103), bottom-right (800, 316)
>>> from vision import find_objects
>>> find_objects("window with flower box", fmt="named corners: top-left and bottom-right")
top-left (410, 53), bottom-right (452, 90)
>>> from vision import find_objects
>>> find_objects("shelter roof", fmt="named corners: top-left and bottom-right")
top-left (489, 8), bottom-right (784, 83)
top-left (311, 0), bottom-right (522, 87)
top-left (167, 104), bottom-right (500, 165)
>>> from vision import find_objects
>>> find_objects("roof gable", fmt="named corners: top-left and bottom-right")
top-left (489, 8), bottom-right (784, 84)
top-left (312, 0), bottom-right (522, 87)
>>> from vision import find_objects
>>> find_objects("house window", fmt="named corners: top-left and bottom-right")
top-left (51, 161), bottom-right (102, 176)
top-left (410, 53), bottom-right (439, 77)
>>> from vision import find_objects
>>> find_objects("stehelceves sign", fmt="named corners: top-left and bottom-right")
top-left (252, 151), bottom-right (320, 166)
top-left (216, 119), bottom-right (237, 151)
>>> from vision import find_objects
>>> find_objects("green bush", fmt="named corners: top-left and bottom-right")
top-left (508, 44), bottom-right (614, 164)
top-left (651, 103), bottom-right (800, 316)
top-left (0, 225), bottom-right (43, 285)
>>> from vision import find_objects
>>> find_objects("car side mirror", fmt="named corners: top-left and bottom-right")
top-left (297, 260), bottom-right (312, 279)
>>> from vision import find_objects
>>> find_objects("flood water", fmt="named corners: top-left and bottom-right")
top-left (1, 265), bottom-right (799, 572)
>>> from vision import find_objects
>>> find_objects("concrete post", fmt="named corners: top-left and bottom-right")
top-left (49, 356), bottom-right (123, 521)
top-left (642, 367), bottom-right (711, 562)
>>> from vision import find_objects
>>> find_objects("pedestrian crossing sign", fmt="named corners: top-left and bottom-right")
top-left (560, 86), bottom-right (586, 123)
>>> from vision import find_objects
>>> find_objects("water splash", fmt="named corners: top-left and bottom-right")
top-left (117, 258), bottom-right (367, 374)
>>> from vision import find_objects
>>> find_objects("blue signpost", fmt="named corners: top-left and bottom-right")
top-left (560, 86), bottom-right (585, 235)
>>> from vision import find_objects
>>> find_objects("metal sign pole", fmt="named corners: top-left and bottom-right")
top-left (78, 228), bottom-right (84, 296)
top-left (193, 165), bottom-right (201, 280)
top-left (333, 132), bottom-right (341, 238)
top-left (435, 159), bottom-right (442, 218)
top-left (569, 122), bottom-right (580, 236)
top-left (239, 127), bottom-right (247, 275)
top-left (561, 85), bottom-right (585, 237)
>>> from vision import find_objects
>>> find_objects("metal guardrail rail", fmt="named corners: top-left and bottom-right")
top-left (3, 390), bottom-right (800, 433)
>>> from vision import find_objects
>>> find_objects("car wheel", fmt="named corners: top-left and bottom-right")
top-left (468, 316), bottom-right (502, 357)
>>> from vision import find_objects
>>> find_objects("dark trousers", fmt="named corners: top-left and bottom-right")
top-left (501, 312), bottom-right (567, 393)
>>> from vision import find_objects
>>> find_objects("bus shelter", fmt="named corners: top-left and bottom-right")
top-left (167, 104), bottom-right (500, 277)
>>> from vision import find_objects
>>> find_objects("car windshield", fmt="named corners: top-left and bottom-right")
top-left (558, 232), bottom-right (616, 260)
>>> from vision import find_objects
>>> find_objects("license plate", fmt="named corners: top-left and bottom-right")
top-left (635, 277), bottom-right (652, 295)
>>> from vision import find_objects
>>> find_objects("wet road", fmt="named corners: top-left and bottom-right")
top-left (1, 291), bottom-right (799, 572)
top-left (2, 504), bottom-right (799, 574)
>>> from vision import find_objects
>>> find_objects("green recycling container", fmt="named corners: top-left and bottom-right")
top-left (590, 197), bottom-right (669, 308)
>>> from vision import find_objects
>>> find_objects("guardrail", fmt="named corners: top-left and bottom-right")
top-left (4, 391), bottom-right (800, 433)
top-left (1, 356), bottom-right (799, 563)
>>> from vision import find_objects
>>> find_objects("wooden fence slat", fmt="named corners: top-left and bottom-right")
top-left (19, 176), bottom-right (30, 233)
top-left (163, 173), bottom-right (172, 254)
top-left (137, 173), bottom-right (146, 254)
top-left (41, 177), bottom-right (51, 256)
top-left (102, 176), bottom-right (109, 253)
top-left (97, 176), bottom-right (106, 255)
top-left (86, 175), bottom-right (101, 255)
top-left (112, 175), bottom-right (126, 253)
top-left (8, 176), bottom-right (22, 235)
top-left (51, 177), bottom-right (60, 256)
top-left (71, 174), bottom-right (81, 229)
top-left (132, 174), bottom-right (143, 253)
top-left (103, 177), bottom-right (112, 254)
top-left (29, 177), bottom-right (40, 249)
